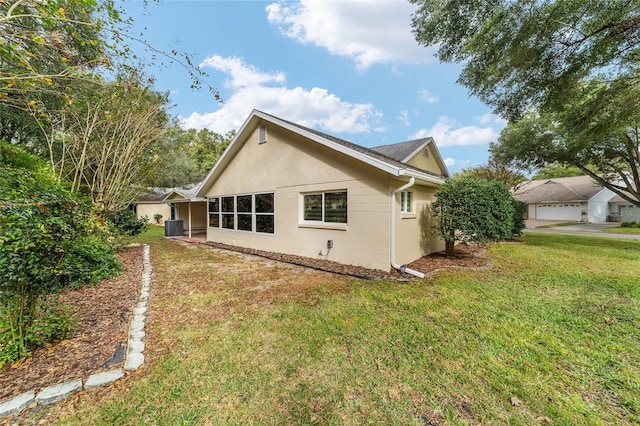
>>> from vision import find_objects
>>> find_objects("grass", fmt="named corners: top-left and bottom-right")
top-left (54, 229), bottom-right (640, 425)
top-left (534, 221), bottom-right (580, 228)
top-left (604, 227), bottom-right (640, 235)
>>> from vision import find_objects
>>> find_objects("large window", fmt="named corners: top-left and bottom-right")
top-left (208, 192), bottom-right (274, 234)
top-left (400, 191), bottom-right (414, 214)
top-left (302, 191), bottom-right (347, 224)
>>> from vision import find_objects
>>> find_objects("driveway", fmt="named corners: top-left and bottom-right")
top-left (524, 220), bottom-right (640, 241)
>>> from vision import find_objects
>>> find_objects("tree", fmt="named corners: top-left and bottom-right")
top-left (458, 157), bottom-right (527, 189)
top-left (43, 72), bottom-right (170, 215)
top-left (410, 0), bottom-right (640, 204)
top-left (532, 162), bottom-right (588, 180)
top-left (432, 176), bottom-right (522, 257)
top-left (150, 125), bottom-right (234, 188)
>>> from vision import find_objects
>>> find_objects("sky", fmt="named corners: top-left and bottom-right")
top-left (123, 0), bottom-right (507, 174)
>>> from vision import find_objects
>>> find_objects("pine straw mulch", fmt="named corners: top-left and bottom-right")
top-left (0, 241), bottom-right (489, 416)
top-left (0, 246), bottom-right (143, 403)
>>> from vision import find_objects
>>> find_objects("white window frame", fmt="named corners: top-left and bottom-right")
top-left (400, 190), bottom-right (414, 214)
top-left (208, 192), bottom-right (275, 235)
top-left (299, 190), bottom-right (348, 230)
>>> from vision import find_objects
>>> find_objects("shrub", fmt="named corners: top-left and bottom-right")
top-left (154, 213), bottom-right (163, 224)
top-left (108, 208), bottom-right (148, 236)
top-left (0, 156), bottom-right (120, 365)
top-left (433, 176), bottom-right (518, 256)
top-left (511, 198), bottom-right (527, 237)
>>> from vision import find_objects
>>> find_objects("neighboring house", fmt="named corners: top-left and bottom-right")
top-left (608, 192), bottom-right (640, 223)
top-left (190, 109), bottom-right (449, 274)
top-left (513, 175), bottom-right (616, 222)
top-left (132, 188), bottom-right (172, 225)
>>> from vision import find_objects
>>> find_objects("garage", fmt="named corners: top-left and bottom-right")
top-left (620, 205), bottom-right (640, 222)
top-left (535, 203), bottom-right (583, 221)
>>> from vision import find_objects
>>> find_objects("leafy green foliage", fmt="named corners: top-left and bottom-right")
top-left (457, 157), bottom-right (526, 189)
top-left (151, 125), bottom-right (234, 187)
top-left (411, 1), bottom-right (640, 205)
top-left (0, 148), bottom-right (120, 365)
top-left (433, 176), bottom-right (522, 256)
top-left (108, 208), bottom-right (148, 236)
top-left (621, 222), bottom-right (640, 228)
top-left (533, 162), bottom-right (589, 180)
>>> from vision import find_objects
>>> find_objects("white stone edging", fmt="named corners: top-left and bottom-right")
top-left (0, 244), bottom-right (152, 419)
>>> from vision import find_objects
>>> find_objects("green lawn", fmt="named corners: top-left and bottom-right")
top-left (604, 226), bottom-right (640, 235)
top-left (56, 230), bottom-right (640, 425)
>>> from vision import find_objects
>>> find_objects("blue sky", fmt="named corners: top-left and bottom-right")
top-left (124, 0), bottom-right (506, 174)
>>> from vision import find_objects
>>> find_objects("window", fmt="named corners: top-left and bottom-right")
top-left (208, 193), bottom-right (275, 234)
top-left (400, 191), bottom-right (414, 214)
top-left (259, 124), bottom-right (267, 143)
top-left (221, 196), bottom-right (234, 229)
top-left (302, 191), bottom-right (347, 224)
top-left (208, 197), bottom-right (220, 227)
top-left (237, 195), bottom-right (252, 231)
top-left (255, 193), bottom-right (275, 234)
top-left (170, 203), bottom-right (176, 220)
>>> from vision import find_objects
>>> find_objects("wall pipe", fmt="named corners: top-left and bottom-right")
top-left (390, 177), bottom-right (425, 278)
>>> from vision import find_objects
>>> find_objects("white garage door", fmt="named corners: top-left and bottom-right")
top-left (620, 205), bottom-right (640, 222)
top-left (536, 203), bottom-right (583, 221)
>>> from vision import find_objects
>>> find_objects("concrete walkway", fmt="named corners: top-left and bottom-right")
top-left (524, 221), bottom-right (640, 241)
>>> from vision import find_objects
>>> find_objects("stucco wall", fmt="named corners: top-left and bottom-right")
top-left (136, 202), bottom-right (171, 225)
top-left (203, 122), bottom-right (394, 271)
top-left (403, 144), bottom-right (444, 175)
top-left (392, 180), bottom-right (444, 266)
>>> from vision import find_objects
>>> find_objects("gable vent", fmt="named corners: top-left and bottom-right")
top-left (259, 124), bottom-right (267, 144)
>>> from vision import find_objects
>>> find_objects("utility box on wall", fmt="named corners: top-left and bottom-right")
top-left (164, 220), bottom-right (184, 237)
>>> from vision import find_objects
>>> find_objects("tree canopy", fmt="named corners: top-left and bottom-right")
top-left (457, 158), bottom-right (526, 189)
top-left (411, 0), bottom-right (640, 204)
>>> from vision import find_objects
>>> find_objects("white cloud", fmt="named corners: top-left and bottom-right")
top-left (199, 55), bottom-right (286, 89)
top-left (266, 0), bottom-right (435, 70)
top-left (475, 112), bottom-right (507, 126)
top-left (182, 55), bottom-right (382, 134)
top-left (418, 89), bottom-right (439, 103)
top-left (443, 157), bottom-right (455, 167)
top-left (411, 116), bottom-right (499, 147)
top-left (398, 109), bottom-right (410, 126)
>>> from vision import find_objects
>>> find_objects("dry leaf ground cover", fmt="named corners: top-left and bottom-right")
top-left (6, 228), bottom-right (640, 425)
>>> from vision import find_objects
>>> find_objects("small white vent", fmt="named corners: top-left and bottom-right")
top-left (259, 124), bottom-right (267, 144)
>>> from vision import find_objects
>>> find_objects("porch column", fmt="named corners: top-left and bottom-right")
top-left (188, 202), bottom-right (192, 238)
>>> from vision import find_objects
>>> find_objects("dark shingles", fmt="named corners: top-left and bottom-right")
top-left (371, 139), bottom-right (429, 162)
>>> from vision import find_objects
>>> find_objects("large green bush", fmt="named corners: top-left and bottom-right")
top-left (433, 176), bottom-right (524, 256)
top-left (0, 142), bottom-right (121, 365)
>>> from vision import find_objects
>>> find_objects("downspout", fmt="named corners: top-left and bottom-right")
top-left (391, 177), bottom-right (425, 278)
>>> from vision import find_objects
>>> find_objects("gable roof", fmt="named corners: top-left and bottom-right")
top-left (371, 139), bottom-right (428, 162)
top-left (197, 110), bottom-right (448, 197)
top-left (513, 175), bottom-right (604, 203)
top-left (163, 182), bottom-right (205, 203)
top-left (371, 138), bottom-right (450, 177)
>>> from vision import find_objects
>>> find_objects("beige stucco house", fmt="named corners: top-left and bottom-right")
top-left (193, 110), bottom-right (449, 276)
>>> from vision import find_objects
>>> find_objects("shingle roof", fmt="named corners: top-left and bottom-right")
top-left (513, 175), bottom-right (604, 203)
top-left (371, 139), bottom-right (428, 162)
top-left (266, 112), bottom-right (445, 179)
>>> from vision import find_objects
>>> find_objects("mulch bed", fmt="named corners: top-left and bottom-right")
top-left (0, 246), bottom-right (143, 403)
top-left (203, 241), bottom-right (489, 280)
top-left (0, 241), bottom-right (489, 415)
